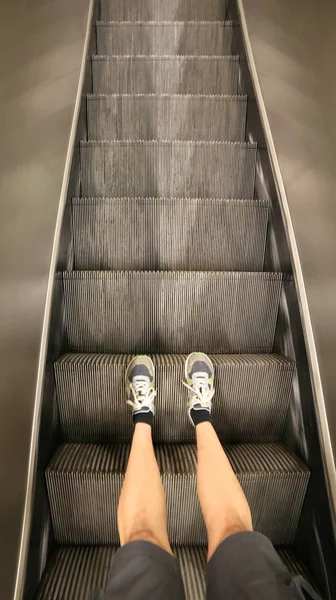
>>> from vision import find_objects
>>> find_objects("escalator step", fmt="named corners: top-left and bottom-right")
top-left (86, 94), bottom-right (247, 141)
top-left (71, 197), bottom-right (268, 271)
top-left (46, 442), bottom-right (310, 545)
top-left (55, 353), bottom-right (295, 443)
top-left (96, 21), bottom-right (234, 56)
top-left (62, 270), bottom-right (283, 354)
top-left (35, 544), bottom-right (317, 600)
top-left (92, 55), bottom-right (240, 95)
top-left (99, 0), bottom-right (227, 22)
top-left (80, 141), bottom-right (256, 198)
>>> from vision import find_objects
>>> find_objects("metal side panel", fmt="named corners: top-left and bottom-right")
top-left (71, 197), bottom-right (268, 271)
top-left (96, 21), bottom-right (234, 56)
top-left (54, 353), bottom-right (295, 443)
top-left (45, 442), bottom-right (310, 546)
top-left (62, 271), bottom-right (283, 354)
top-left (99, 0), bottom-right (228, 21)
top-left (86, 94), bottom-right (247, 141)
top-left (91, 56), bottom-right (240, 95)
top-left (80, 141), bottom-right (257, 198)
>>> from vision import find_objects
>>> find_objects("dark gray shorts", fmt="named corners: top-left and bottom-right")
top-left (102, 531), bottom-right (308, 599)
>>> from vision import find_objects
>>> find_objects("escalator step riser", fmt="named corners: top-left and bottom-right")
top-left (46, 443), bottom-right (310, 546)
top-left (62, 271), bottom-right (283, 354)
top-left (96, 22), bottom-right (234, 56)
top-left (99, 0), bottom-right (227, 22)
top-left (80, 141), bottom-right (256, 198)
top-left (71, 197), bottom-right (268, 271)
top-left (92, 56), bottom-right (240, 95)
top-left (55, 353), bottom-right (295, 443)
top-left (86, 94), bottom-right (247, 141)
top-left (87, 95), bottom-right (246, 142)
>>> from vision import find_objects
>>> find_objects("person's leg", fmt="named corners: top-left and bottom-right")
top-left (196, 421), bottom-right (252, 558)
top-left (103, 356), bottom-right (185, 600)
top-left (117, 356), bottom-right (172, 554)
top-left (183, 352), bottom-right (303, 600)
top-left (118, 422), bottom-right (172, 554)
top-left (183, 352), bottom-right (252, 559)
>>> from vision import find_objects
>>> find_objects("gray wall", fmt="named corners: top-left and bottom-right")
top-left (0, 0), bottom-right (92, 597)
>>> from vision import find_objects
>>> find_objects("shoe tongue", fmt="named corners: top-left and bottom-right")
top-left (132, 375), bottom-right (149, 397)
top-left (192, 372), bottom-right (209, 391)
top-left (133, 375), bottom-right (149, 384)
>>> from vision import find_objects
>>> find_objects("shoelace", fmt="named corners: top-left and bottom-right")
top-left (127, 379), bottom-right (156, 412)
top-left (182, 375), bottom-right (215, 408)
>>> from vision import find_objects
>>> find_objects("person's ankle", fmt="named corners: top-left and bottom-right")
top-left (190, 408), bottom-right (211, 426)
top-left (133, 411), bottom-right (154, 427)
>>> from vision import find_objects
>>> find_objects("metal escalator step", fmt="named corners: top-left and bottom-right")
top-left (55, 353), bottom-right (295, 443)
top-left (35, 546), bottom-right (118, 600)
top-left (36, 544), bottom-right (316, 600)
top-left (86, 94), bottom-right (247, 141)
top-left (96, 21), bottom-right (234, 56)
top-left (46, 442), bottom-right (310, 545)
top-left (80, 141), bottom-right (256, 198)
top-left (99, 0), bottom-right (227, 22)
top-left (92, 56), bottom-right (240, 95)
top-left (35, 545), bottom-right (206, 600)
top-left (71, 197), bottom-right (268, 271)
top-left (62, 271), bottom-right (283, 354)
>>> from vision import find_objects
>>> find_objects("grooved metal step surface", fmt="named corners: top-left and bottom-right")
top-left (55, 353), bottom-right (295, 443)
top-left (80, 141), bottom-right (257, 198)
top-left (86, 94), bottom-right (247, 141)
top-left (62, 271), bottom-right (283, 354)
top-left (35, 544), bottom-right (317, 600)
top-left (92, 56), bottom-right (240, 95)
top-left (99, 0), bottom-right (227, 22)
top-left (71, 197), bottom-right (268, 271)
top-left (46, 442), bottom-right (310, 546)
top-left (96, 21), bottom-right (234, 56)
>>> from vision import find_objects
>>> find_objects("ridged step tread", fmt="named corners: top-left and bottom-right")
top-left (96, 21), bottom-right (234, 56)
top-left (36, 545), bottom-right (317, 600)
top-left (92, 55), bottom-right (240, 95)
top-left (61, 271), bottom-right (284, 354)
top-left (55, 353), bottom-right (295, 443)
top-left (80, 141), bottom-right (257, 198)
top-left (71, 197), bottom-right (268, 271)
top-left (85, 94), bottom-right (247, 141)
top-left (99, 0), bottom-right (228, 22)
top-left (46, 442), bottom-right (310, 545)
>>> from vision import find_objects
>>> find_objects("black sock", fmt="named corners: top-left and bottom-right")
top-left (190, 408), bottom-right (211, 427)
top-left (133, 411), bottom-right (154, 427)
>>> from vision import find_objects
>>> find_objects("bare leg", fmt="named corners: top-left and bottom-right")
top-left (117, 423), bottom-right (173, 555)
top-left (196, 422), bottom-right (253, 560)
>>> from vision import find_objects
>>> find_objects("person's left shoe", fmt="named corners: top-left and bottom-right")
top-left (183, 352), bottom-right (215, 426)
top-left (126, 355), bottom-right (156, 426)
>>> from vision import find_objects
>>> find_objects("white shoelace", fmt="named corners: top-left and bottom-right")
top-left (127, 379), bottom-right (156, 413)
top-left (182, 375), bottom-right (214, 409)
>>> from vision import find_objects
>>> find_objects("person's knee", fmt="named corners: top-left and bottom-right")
top-left (126, 527), bottom-right (159, 545)
top-left (122, 527), bottom-right (173, 554)
top-left (208, 517), bottom-right (253, 560)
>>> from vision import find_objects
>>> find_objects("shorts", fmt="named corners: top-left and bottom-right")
top-left (100, 531), bottom-right (310, 599)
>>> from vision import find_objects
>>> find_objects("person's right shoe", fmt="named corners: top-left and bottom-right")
top-left (183, 352), bottom-right (215, 426)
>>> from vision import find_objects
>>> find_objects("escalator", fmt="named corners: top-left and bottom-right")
top-left (31, 0), bottom-right (329, 598)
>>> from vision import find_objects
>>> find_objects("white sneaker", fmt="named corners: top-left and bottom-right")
top-left (183, 352), bottom-right (215, 426)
